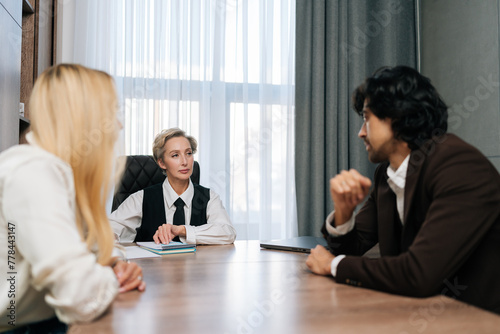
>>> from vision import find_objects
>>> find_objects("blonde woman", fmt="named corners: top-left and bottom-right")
top-left (110, 128), bottom-right (236, 244)
top-left (0, 64), bottom-right (145, 333)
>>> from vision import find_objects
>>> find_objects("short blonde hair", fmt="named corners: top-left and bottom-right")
top-left (152, 128), bottom-right (197, 171)
top-left (30, 64), bottom-right (122, 265)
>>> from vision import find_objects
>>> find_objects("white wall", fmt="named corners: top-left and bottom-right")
top-left (56, 0), bottom-right (76, 63)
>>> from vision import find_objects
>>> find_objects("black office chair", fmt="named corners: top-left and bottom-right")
top-left (112, 155), bottom-right (200, 212)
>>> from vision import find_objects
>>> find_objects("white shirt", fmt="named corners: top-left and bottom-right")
top-left (326, 155), bottom-right (410, 277)
top-left (109, 178), bottom-right (236, 244)
top-left (0, 135), bottom-right (118, 331)
top-left (386, 155), bottom-right (409, 224)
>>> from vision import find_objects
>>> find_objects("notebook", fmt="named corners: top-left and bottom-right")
top-left (136, 241), bottom-right (196, 250)
top-left (136, 241), bottom-right (196, 255)
top-left (259, 236), bottom-right (328, 253)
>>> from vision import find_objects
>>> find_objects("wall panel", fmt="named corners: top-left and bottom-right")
top-left (420, 0), bottom-right (500, 170)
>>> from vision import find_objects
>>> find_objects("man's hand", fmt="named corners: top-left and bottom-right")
top-left (113, 260), bottom-right (146, 293)
top-left (306, 245), bottom-right (335, 276)
top-left (153, 224), bottom-right (186, 244)
top-left (330, 169), bottom-right (372, 226)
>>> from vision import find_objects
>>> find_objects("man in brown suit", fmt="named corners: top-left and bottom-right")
top-left (306, 66), bottom-right (500, 314)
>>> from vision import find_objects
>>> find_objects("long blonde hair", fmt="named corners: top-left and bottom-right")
top-left (30, 64), bottom-right (121, 265)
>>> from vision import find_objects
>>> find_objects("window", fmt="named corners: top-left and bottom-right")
top-left (72, 0), bottom-right (297, 240)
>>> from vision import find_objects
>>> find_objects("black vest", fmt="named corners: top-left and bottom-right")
top-left (134, 183), bottom-right (210, 242)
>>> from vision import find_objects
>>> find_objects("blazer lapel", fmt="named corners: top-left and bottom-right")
top-left (404, 148), bottom-right (427, 224)
top-left (378, 166), bottom-right (403, 255)
top-left (401, 138), bottom-right (441, 251)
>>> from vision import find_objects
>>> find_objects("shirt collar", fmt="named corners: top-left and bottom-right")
top-left (25, 132), bottom-right (37, 146)
top-left (163, 178), bottom-right (194, 209)
top-left (386, 154), bottom-right (410, 190)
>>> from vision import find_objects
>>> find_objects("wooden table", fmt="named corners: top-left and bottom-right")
top-left (70, 241), bottom-right (500, 334)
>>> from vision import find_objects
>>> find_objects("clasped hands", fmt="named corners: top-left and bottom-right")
top-left (306, 169), bottom-right (372, 276)
top-left (112, 259), bottom-right (146, 293)
top-left (112, 223), bottom-right (187, 293)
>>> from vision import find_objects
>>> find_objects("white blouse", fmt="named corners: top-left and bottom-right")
top-left (0, 137), bottom-right (118, 331)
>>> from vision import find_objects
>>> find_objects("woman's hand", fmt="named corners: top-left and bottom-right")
top-left (112, 260), bottom-right (146, 293)
top-left (153, 224), bottom-right (186, 244)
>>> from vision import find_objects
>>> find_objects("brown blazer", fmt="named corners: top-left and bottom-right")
top-left (323, 134), bottom-right (500, 314)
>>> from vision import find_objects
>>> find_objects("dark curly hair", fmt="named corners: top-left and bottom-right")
top-left (352, 66), bottom-right (448, 150)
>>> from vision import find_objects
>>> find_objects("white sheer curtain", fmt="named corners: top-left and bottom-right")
top-left (66, 0), bottom-right (296, 240)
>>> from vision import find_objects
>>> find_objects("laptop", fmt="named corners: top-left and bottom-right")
top-left (260, 236), bottom-right (328, 253)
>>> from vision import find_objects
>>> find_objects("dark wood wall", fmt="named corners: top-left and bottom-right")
top-left (20, 0), bottom-right (56, 142)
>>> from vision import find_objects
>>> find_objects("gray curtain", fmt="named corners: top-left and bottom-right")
top-left (295, 0), bottom-right (417, 236)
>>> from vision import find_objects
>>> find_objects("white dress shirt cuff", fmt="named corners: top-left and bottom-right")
top-left (330, 254), bottom-right (346, 277)
top-left (183, 225), bottom-right (196, 244)
top-left (325, 211), bottom-right (355, 236)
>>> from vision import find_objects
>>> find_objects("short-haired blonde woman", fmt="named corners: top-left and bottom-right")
top-left (110, 128), bottom-right (236, 244)
top-left (0, 64), bottom-right (145, 334)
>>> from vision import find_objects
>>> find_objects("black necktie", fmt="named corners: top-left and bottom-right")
top-left (173, 198), bottom-right (185, 226)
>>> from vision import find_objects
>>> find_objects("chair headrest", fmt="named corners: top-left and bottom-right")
top-left (111, 155), bottom-right (200, 212)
